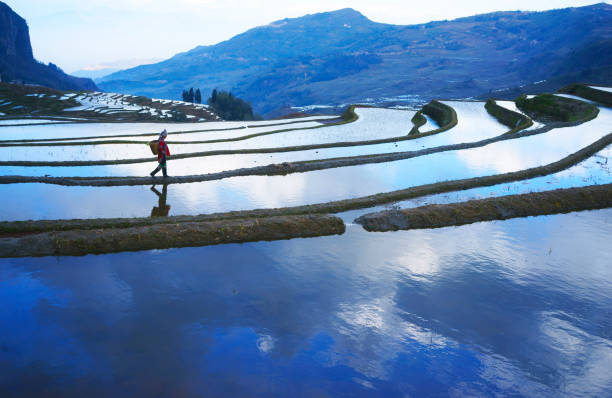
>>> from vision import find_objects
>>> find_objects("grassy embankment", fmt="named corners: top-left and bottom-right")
top-left (0, 215), bottom-right (345, 257)
top-left (355, 183), bottom-right (612, 231)
top-left (422, 100), bottom-right (456, 128)
top-left (516, 94), bottom-right (599, 123)
top-left (408, 100), bottom-right (458, 135)
top-left (409, 112), bottom-right (427, 135)
top-left (485, 99), bottom-right (533, 134)
top-left (558, 83), bottom-right (612, 107)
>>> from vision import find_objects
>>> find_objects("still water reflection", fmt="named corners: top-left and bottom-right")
top-left (1, 210), bottom-right (611, 397)
top-left (0, 116), bottom-right (338, 140)
top-left (0, 108), bottom-right (414, 162)
top-left (0, 101), bottom-right (509, 178)
top-left (0, 129), bottom-right (610, 222)
top-left (150, 184), bottom-right (170, 217)
top-left (339, 146), bottom-right (612, 222)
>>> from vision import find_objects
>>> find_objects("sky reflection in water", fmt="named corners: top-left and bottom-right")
top-left (0, 116), bottom-right (337, 140)
top-left (0, 103), bottom-right (505, 174)
top-left (0, 108), bottom-right (610, 221)
top-left (1, 210), bottom-right (612, 397)
top-left (0, 108), bottom-right (414, 162)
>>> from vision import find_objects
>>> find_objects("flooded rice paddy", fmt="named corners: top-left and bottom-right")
top-left (0, 119), bottom-right (68, 125)
top-left (0, 115), bottom-right (337, 140)
top-left (2, 102), bottom-right (517, 175)
top-left (590, 85), bottom-right (612, 93)
top-left (0, 108), bottom-right (415, 161)
top-left (1, 95), bottom-right (611, 397)
top-left (1, 105), bottom-right (610, 220)
top-left (1, 209), bottom-right (611, 397)
top-left (338, 146), bottom-right (612, 222)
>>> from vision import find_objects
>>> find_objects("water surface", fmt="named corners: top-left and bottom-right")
top-left (339, 146), bottom-right (612, 222)
top-left (1, 210), bottom-right (611, 397)
top-left (0, 102), bottom-right (511, 177)
top-left (0, 116), bottom-right (337, 140)
top-left (1, 106), bottom-right (609, 221)
top-left (0, 108), bottom-right (415, 161)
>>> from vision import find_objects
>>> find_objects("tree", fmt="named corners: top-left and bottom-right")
top-left (195, 88), bottom-right (202, 104)
top-left (207, 89), bottom-right (256, 121)
top-left (188, 88), bottom-right (195, 103)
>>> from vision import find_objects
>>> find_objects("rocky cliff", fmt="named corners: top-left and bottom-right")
top-left (0, 2), bottom-right (33, 61)
top-left (0, 2), bottom-right (97, 91)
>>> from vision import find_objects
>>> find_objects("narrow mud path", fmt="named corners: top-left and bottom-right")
top-left (0, 214), bottom-right (345, 257)
top-left (355, 183), bottom-right (612, 231)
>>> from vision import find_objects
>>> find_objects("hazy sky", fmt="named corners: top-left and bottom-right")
top-left (4, 0), bottom-right (608, 72)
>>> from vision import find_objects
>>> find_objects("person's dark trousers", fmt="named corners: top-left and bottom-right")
top-left (150, 158), bottom-right (167, 177)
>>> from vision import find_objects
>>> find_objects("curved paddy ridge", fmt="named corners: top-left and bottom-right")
top-left (0, 104), bottom-right (609, 221)
top-left (0, 102), bottom-right (503, 175)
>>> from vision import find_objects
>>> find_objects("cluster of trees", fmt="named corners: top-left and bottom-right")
top-left (179, 88), bottom-right (258, 120)
top-left (207, 89), bottom-right (257, 121)
top-left (181, 88), bottom-right (202, 104)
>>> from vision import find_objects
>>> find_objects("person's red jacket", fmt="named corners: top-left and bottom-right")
top-left (158, 139), bottom-right (170, 162)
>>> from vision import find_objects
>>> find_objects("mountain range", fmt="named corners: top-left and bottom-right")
top-left (0, 2), bottom-right (96, 91)
top-left (99, 3), bottom-right (612, 116)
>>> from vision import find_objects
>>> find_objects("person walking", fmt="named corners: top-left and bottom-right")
top-left (150, 129), bottom-right (170, 177)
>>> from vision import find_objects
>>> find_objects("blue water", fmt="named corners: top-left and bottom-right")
top-left (339, 147), bottom-right (612, 222)
top-left (1, 105), bottom-right (610, 221)
top-left (0, 143), bottom-right (610, 222)
top-left (2, 209), bottom-right (612, 397)
top-left (0, 102), bottom-right (505, 178)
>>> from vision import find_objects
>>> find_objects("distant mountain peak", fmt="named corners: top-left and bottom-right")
top-left (589, 2), bottom-right (612, 8)
top-left (327, 8), bottom-right (366, 17)
top-left (307, 8), bottom-right (370, 22)
top-left (264, 8), bottom-right (372, 29)
top-left (99, 3), bottom-right (611, 116)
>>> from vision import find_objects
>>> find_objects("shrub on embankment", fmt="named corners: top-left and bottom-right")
top-left (558, 83), bottom-right (612, 107)
top-left (516, 94), bottom-right (598, 122)
top-left (485, 99), bottom-right (533, 134)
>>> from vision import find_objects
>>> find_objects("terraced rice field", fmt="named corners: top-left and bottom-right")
top-left (0, 92), bottom-right (610, 223)
top-left (2, 88), bottom-right (612, 397)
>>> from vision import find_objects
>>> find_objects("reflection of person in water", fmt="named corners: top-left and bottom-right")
top-left (150, 184), bottom-right (171, 217)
